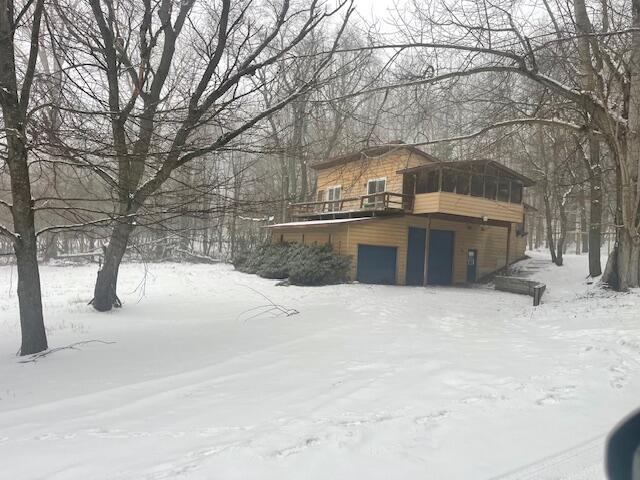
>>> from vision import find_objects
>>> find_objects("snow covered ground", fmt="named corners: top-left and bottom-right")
top-left (0, 252), bottom-right (639, 479)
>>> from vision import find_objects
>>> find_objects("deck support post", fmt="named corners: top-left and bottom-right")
top-left (423, 216), bottom-right (431, 286)
top-left (506, 223), bottom-right (512, 272)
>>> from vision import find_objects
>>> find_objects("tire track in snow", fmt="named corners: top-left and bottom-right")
top-left (489, 435), bottom-right (605, 480)
top-left (0, 315), bottom-right (354, 427)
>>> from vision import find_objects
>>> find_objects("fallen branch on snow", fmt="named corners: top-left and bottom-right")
top-left (18, 340), bottom-right (116, 363)
top-left (237, 285), bottom-right (299, 321)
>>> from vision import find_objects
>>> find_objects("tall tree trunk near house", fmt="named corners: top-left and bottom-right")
top-left (92, 222), bottom-right (134, 311)
top-left (9, 152), bottom-right (48, 355)
top-left (299, 154), bottom-right (308, 202)
top-left (535, 213), bottom-right (543, 249)
top-left (543, 187), bottom-right (557, 263)
top-left (280, 151), bottom-right (290, 222)
top-left (587, 140), bottom-right (603, 276)
top-left (578, 135), bottom-right (603, 276)
top-left (288, 150), bottom-right (297, 206)
top-left (1, 0), bottom-right (48, 355)
top-left (577, 0), bottom-right (637, 287)
top-left (602, 5), bottom-right (640, 289)
top-left (230, 162), bottom-right (242, 259)
top-left (573, 0), bottom-right (607, 277)
top-left (216, 179), bottom-right (226, 256)
top-left (292, 98), bottom-right (309, 201)
top-left (580, 194), bottom-right (589, 253)
top-left (555, 192), bottom-right (569, 266)
top-left (576, 187), bottom-right (587, 254)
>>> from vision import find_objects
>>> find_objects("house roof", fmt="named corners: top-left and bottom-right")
top-left (397, 159), bottom-right (536, 187)
top-left (267, 217), bottom-right (375, 229)
top-left (310, 142), bottom-right (439, 171)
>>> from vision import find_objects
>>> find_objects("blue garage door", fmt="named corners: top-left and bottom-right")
top-left (427, 230), bottom-right (454, 285)
top-left (406, 227), bottom-right (427, 285)
top-left (357, 245), bottom-right (397, 285)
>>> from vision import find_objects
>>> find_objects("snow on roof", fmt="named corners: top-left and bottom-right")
top-left (267, 217), bottom-right (375, 228)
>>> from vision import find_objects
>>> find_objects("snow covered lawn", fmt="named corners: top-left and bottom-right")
top-left (1, 253), bottom-right (639, 479)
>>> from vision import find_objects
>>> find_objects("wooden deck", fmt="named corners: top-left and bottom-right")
top-left (289, 192), bottom-right (413, 219)
top-left (289, 190), bottom-right (524, 224)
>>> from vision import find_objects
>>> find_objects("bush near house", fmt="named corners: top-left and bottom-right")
top-left (234, 243), bottom-right (351, 285)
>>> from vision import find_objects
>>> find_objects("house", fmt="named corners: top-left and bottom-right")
top-left (267, 142), bottom-right (534, 286)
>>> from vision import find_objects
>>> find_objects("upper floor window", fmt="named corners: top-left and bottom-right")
top-left (442, 170), bottom-right (456, 192)
top-left (456, 173), bottom-right (470, 195)
top-left (367, 178), bottom-right (386, 195)
top-left (510, 182), bottom-right (523, 203)
top-left (327, 185), bottom-right (341, 211)
top-left (497, 178), bottom-right (510, 202)
top-left (366, 178), bottom-right (386, 207)
top-left (470, 174), bottom-right (484, 197)
top-left (316, 190), bottom-right (325, 202)
top-left (484, 166), bottom-right (498, 200)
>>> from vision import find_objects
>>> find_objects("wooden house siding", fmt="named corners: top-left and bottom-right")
top-left (272, 224), bottom-right (349, 255)
top-left (343, 216), bottom-right (410, 282)
top-left (315, 148), bottom-right (429, 199)
top-left (413, 191), bottom-right (524, 224)
top-left (270, 214), bottom-right (527, 285)
top-left (428, 217), bottom-right (508, 282)
top-left (511, 228), bottom-right (528, 264)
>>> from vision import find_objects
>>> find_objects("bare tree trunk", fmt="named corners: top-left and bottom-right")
top-left (618, 4), bottom-right (640, 287)
top-left (42, 233), bottom-right (59, 261)
top-left (555, 193), bottom-right (569, 266)
top-left (587, 138), bottom-right (603, 276)
top-left (230, 160), bottom-right (242, 259)
top-left (280, 151), bottom-right (290, 222)
top-left (544, 187), bottom-right (557, 263)
top-left (535, 213), bottom-right (543, 249)
top-left (92, 222), bottom-right (133, 311)
top-left (577, 135), bottom-right (604, 276)
top-left (539, 126), bottom-right (557, 262)
top-left (1, 0), bottom-right (48, 355)
top-left (9, 154), bottom-right (48, 354)
top-left (579, 186), bottom-right (589, 253)
top-left (576, 187), bottom-right (584, 254)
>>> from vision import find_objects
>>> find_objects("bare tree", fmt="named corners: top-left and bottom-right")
top-left (50, 0), bottom-right (353, 310)
top-left (0, 0), bottom-right (48, 354)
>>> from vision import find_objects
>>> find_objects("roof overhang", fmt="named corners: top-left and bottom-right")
top-left (266, 217), bottom-right (375, 229)
top-left (310, 144), bottom-right (439, 171)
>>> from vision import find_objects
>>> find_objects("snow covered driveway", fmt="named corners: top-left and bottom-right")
top-left (1, 253), bottom-right (639, 479)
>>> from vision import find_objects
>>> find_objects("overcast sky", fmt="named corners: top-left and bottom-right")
top-left (352, 0), bottom-right (397, 21)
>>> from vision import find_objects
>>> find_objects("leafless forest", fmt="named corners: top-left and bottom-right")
top-left (1, 0), bottom-right (639, 355)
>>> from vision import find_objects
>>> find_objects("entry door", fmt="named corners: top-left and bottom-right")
top-left (357, 245), bottom-right (397, 284)
top-left (406, 227), bottom-right (427, 285)
top-left (427, 230), bottom-right (454, 285)
top-left (466, 249), bottom-right (478, 283)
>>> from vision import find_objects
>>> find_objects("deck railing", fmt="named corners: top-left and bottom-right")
top-left (289, 192), bottom-right (413, 218)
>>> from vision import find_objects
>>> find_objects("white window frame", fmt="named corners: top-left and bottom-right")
top-left (366, 177), bottom-right (387, 207)
top-left (326, 185), bottom-right (342, 211)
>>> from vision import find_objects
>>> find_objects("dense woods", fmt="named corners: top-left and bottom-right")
top-left (1, 0), bottom-right (639, 354)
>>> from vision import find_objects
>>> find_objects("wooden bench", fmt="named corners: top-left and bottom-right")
top-left (494, 276), bottom-right (546, 306)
